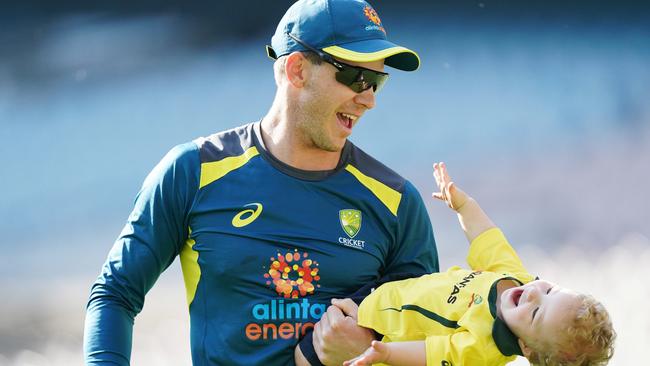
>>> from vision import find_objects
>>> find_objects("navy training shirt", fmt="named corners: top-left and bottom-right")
top-left (84, 121), bottom-right (439, 365)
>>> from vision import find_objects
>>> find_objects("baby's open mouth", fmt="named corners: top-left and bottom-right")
top-left (512, 288), bottom-right (523, 306)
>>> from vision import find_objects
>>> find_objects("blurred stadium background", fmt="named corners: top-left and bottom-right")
top-left (1, 1), bottom-right (648, 365)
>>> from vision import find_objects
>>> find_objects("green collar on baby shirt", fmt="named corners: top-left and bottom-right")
top-left (488, 277), bottom-right (525, 357)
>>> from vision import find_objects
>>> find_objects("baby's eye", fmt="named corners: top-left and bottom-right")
top-left (546, 287), bottom-right (553, 294)
top-left (532, 307), bottom-right (539, 321)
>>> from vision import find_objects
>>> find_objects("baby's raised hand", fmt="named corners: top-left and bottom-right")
top-left (432, 162), bottom-right (469, 211)
top-left (343, 340), bottom-right (390, 366)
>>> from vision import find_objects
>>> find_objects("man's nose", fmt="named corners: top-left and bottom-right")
top-left (353, 87), bottom-right (376, 110)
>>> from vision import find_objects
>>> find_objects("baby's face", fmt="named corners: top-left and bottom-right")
top-left (500, 280), bottom-right (580, 353)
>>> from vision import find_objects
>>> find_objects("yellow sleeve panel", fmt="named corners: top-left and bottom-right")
top-left (425, 332), bottom-right (516, 366)
top-left (344, 164), bottom-right (401, 216)
top-left (199, 146), bottom-right (259, 189)
top-left (180, 229), bottom-right (200, 306)
top-left (466, 228), bottom-right (535, 283)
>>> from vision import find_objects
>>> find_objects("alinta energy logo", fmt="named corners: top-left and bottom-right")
top-left (264, 249), bottom-right (321, 299)
top-left (363, 5), bottom-right (386, 34)
top-left (245, 249), bottom-right (327, 342)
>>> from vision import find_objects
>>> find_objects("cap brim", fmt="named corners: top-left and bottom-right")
top-left (323, 39), bottom-right (420, 71)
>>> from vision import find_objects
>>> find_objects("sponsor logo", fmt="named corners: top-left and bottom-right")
top-left (232, 202), bottom-right (263, 227)
top-left (363, 5), bottom-right (386, 34)
top-left (264, 250), bottom-right (321, 299)
top-left (339, 209), bottom-right (365, 249)
top-left (245, 249), bottom-right (326, 342)
top-left (467, 293), bottom-right (483, 308)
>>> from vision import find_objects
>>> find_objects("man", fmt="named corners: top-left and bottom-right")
top-left (83, 0), bottom-right (439, 365)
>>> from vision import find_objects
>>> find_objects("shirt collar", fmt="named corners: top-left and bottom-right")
top-left (488, 277), bottom-right (524, 357)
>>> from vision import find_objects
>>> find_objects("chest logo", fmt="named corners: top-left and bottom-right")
top-left (232, 203), bottom-right (263, 228)
top-left (263, 250), bottom-right (321, 298)
top-left (339, 209), bottom-right (362, 238)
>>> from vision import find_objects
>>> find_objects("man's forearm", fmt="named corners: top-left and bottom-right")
top-left (84, 295), bottom-right (135, 365)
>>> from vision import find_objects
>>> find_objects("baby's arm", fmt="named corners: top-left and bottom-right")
top-left (432, 162), bottom-right (496, 243)
top-left (343, 340), bottom-right (426, 366)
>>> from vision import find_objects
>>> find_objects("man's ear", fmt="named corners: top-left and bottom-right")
top-left (518, 338), bottom-right (533, 358)
top-left (285, 52), bottom-right (310, 89)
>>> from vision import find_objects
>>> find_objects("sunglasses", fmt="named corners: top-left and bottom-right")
top-left (286, 33), bottom-right (389, 93)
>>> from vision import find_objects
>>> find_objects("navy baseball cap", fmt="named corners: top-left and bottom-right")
top-left (266, 0), bottom-right (420, 71)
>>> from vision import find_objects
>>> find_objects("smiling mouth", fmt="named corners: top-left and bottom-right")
top-left (336, 112), bottom-right (358, 130)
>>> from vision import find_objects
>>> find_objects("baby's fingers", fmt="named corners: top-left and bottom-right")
top-left (343, 356), bottom-right (369, 366)
top-left (439, 162), bottom-right (452, 185)
top-left (433, 163), bottom-right (443, 188)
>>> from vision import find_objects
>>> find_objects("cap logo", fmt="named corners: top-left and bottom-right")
top-left (363, 6), bottom-right (385, 34)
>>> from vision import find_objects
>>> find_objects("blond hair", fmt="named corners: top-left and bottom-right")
top-left (529, 294), bottom-right (616, 366)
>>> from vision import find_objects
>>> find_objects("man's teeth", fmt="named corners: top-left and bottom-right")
top-left (340, 113), bottom-right (358, 122)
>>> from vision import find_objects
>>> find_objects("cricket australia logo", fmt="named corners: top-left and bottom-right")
top-left (338, 209), bottom-right (365, 249)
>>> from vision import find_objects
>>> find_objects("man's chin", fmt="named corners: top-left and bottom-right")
top-left (313, 138), bottom-right (346, 153)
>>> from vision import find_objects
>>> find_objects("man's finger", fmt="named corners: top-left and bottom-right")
top-left (312, 312), bottom-right (327, 344)
top-left (326, 301), bottom-right (345, 319)
top-left (331, 298), bottom-right (359, 319)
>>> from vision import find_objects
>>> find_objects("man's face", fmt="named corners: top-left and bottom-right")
top-left (499, 280), bottom-right (580, 354)
top-left (294, 57), bottom-right (385, 152)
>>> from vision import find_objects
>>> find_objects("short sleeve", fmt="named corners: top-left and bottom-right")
top-left (466, 228), bottom-right (535, 283)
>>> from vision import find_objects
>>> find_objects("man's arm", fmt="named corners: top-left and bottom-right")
top-left (84, 143), bottom-right (199, 365)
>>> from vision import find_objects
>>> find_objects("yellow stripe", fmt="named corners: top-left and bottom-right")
top-left (323, 45), bottom-right (421, 69)
top-left (180, 228), bottom-right (200, 306)
top-left (345, 164), bottom-right (401, 216)
top-left (199, 147), bottom-right (259, 189)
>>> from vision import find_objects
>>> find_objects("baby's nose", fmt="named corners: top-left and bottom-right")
top-left (526, 286), bottom-right (541, 303)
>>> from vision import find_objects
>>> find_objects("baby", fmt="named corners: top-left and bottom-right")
top-left (342, 162), bottom-right (615, 366)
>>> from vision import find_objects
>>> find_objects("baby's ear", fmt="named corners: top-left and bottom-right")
top-left (518, 338), bottom-right (533, 358)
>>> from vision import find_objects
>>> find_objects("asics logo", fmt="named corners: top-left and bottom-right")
top-left (232, 203), bottom-right (263, 228)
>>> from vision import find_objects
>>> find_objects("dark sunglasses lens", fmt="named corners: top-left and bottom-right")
top-left (335, 66), bottom-right (387, 93)
top-left (334, 67), bottom-right (359, 86)
top-left (365, 70), bottom-right (388, 92)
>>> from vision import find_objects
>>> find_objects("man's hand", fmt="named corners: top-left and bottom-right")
top-left (312, 298), bottom-right (375, 365)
